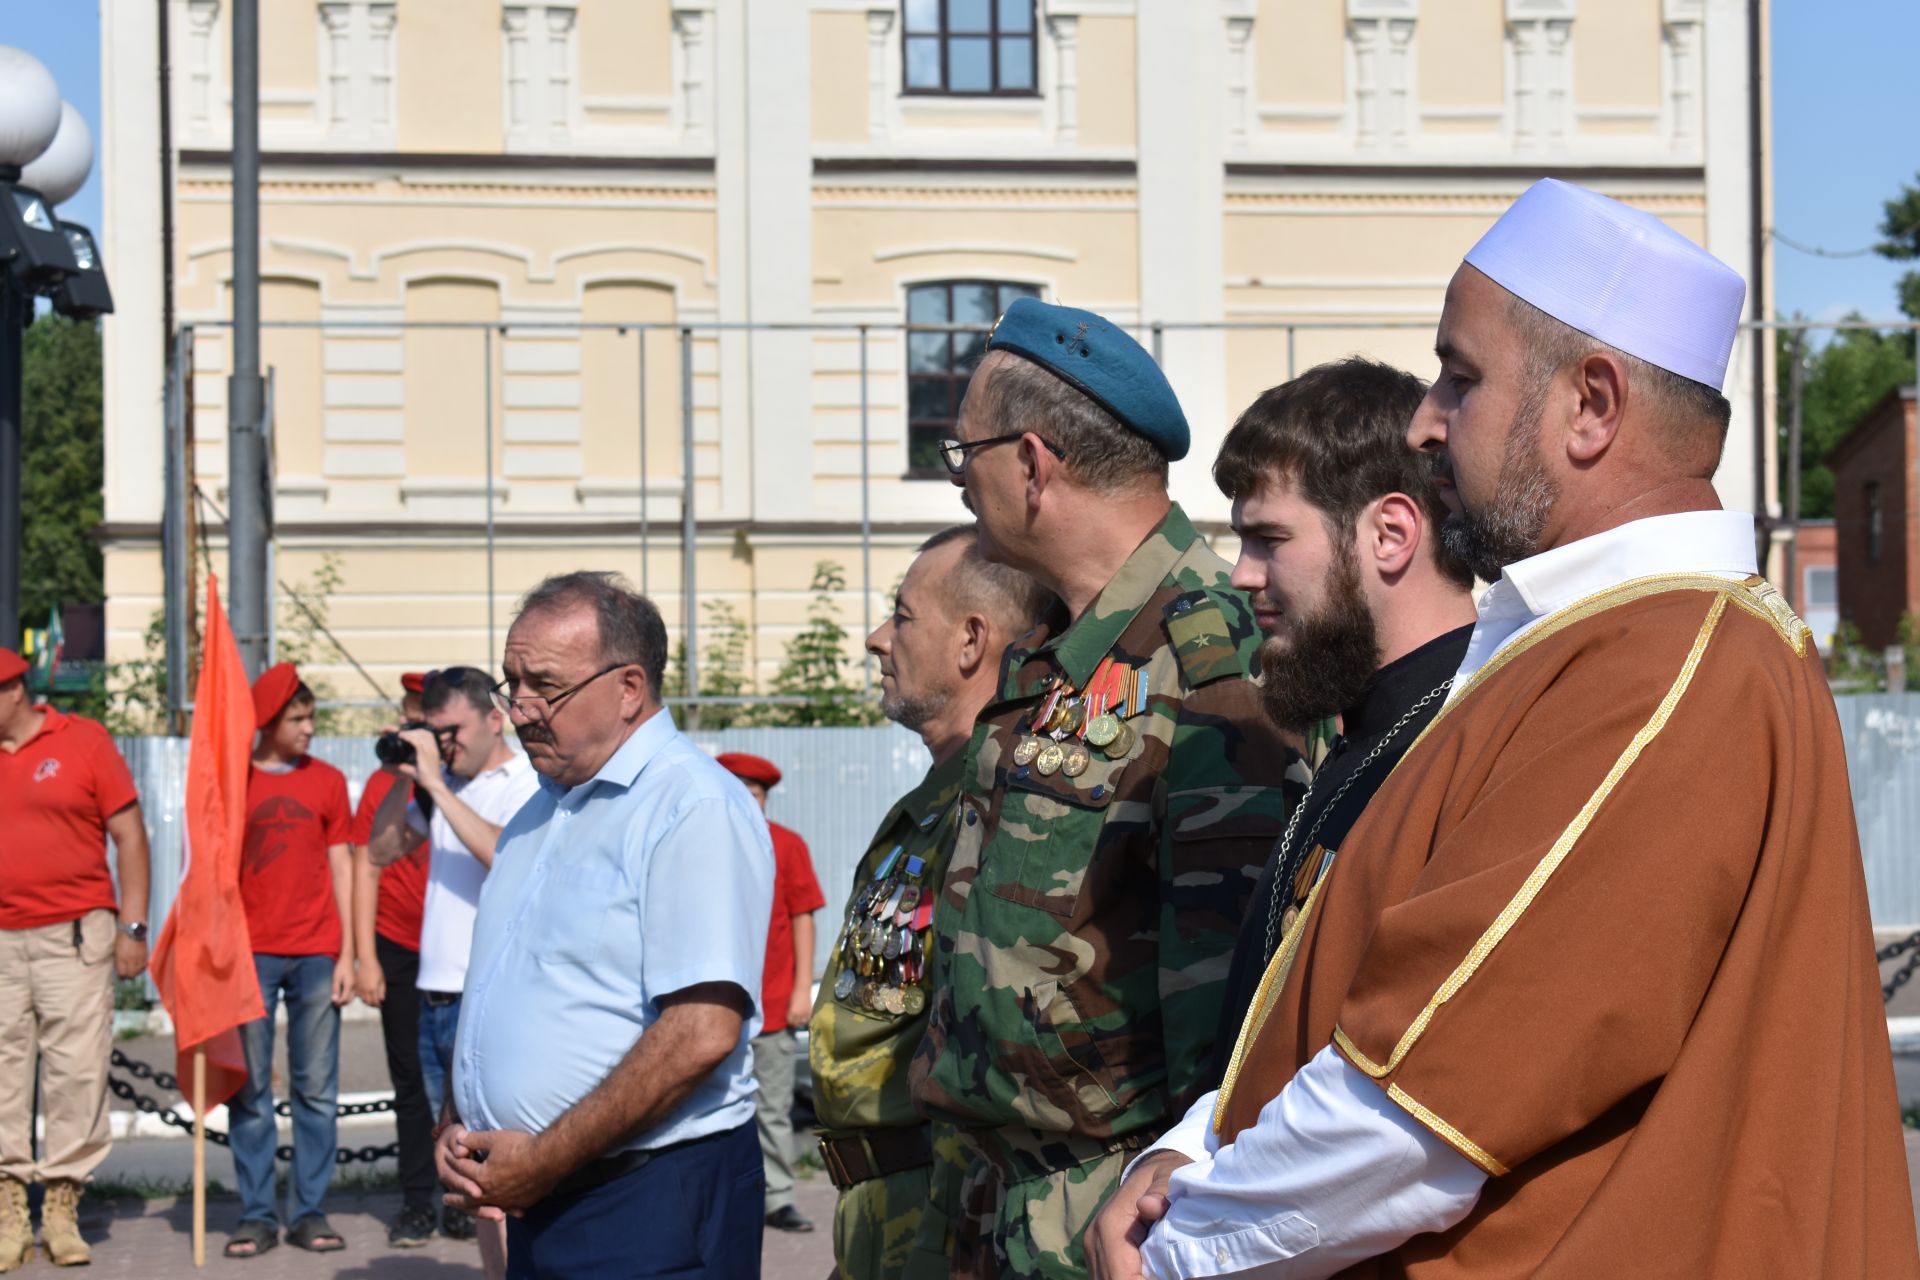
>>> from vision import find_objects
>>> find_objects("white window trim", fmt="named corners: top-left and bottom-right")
top-left (1346, 0), bottom-right (1419, 150)
top-left (1505, 0), bottom-right (1575, 152)
top-left (318, 1), bottom-right (397, 149)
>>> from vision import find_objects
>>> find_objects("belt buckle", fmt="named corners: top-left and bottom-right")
top-left (818, 1137), bottom-right (852, 1190)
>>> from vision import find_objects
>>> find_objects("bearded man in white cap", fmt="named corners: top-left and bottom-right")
top-left (1085, 179), bottom-right (1918, 1279)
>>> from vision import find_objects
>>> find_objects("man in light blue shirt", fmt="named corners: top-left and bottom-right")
top-left (435, 572), bottom-right (774, 1280)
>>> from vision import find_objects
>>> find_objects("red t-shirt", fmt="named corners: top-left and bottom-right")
top-left (350, 770), bottom-right (428, 952)
top-left (240, 757), bottom-right (352, 958)
top-left (760, 821), bottom-right (826, 1034)
top-left (0, 707), bottom-right (140, 929)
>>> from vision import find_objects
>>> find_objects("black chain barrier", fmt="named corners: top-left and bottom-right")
top-left (108, 1049), bottom-right (399, 1165)
top-left (1879, 929), bottom-right (1920, 1005)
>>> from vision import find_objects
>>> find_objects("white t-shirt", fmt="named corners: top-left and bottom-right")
top-left (411, 749), bottom-right (541, 994)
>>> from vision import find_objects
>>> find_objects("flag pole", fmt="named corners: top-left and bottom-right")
top-left (193, 1047), bottom-right (206, 1267)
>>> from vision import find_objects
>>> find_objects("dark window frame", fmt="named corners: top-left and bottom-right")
top-left (1866, 480), bottom-right (1883, 564)
top-left (900, 0), bottom-right (1041, 98)
top-left (903, 278), bottom-right (1041, 480)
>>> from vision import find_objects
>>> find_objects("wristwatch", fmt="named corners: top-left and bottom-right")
top-left (118, 920), bottom-right (149, 942)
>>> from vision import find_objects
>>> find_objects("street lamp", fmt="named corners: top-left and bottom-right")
top-left (0, 47), bottom-right (111, 651)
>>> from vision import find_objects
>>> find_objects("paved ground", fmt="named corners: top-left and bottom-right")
top-left (19, 1179), bottom-right (838, 1278)
top-left (70, 999), bottom-right (1920, 1277)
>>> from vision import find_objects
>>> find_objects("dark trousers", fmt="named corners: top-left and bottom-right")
top-left (375, 934), bottom-right (437, 1214)
top-left (506, 1122), bottom-right (763, 1280)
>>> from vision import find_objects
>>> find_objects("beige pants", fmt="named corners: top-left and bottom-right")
top-left (0, 910), bottom-right (115, 1184)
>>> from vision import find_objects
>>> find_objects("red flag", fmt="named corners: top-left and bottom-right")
top-left (151, 576), bottom-right (263, 1111)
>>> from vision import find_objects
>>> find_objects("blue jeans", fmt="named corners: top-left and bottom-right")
top-left (229, 954), bottom-right (341, 1227)
top-left (417, 992), bottom-right (463, 1123)
top-left (505, 1122), bottom-right (762, 1279)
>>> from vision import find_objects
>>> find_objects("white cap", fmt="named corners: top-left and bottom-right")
top-left (1464, 179), bottom-right (1747, 390)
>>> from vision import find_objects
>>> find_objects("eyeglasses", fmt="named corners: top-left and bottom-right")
top-left (487, 663), bottom-right (627, 721)
top-left (938, 433), bottom-right (1067, 476)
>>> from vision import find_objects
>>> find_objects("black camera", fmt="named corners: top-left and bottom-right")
top-left (376, 721), bottom-right (432, 767)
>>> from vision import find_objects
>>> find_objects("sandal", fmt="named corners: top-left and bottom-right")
top-left (223, 1221), bottom-right (279, 1259)
top-left (286, 1215), bottom-right (346, 1253)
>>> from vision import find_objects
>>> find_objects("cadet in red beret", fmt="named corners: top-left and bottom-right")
top-left (228, 665), bottom-right (355, 1257)
top-left (399, 672), bottom-right (428, 697)
top-left (0, 648), bottom-right (152, 1266)
top-left (716, 752), bottom-right (825, 1233)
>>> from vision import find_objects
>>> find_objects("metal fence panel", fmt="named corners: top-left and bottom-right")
top-left (1835, 694), bottom-right (1920, 929)
top-left (114, 699), bottom-right (1920, 966)
top-left (115, 727), bottom-right (929, 977)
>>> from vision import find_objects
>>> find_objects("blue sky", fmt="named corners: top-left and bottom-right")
top-left (0, 0), bottom-right (1913, 325)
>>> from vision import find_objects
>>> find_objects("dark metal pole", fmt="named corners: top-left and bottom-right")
top-left (484, 328), bottom-right (496, 663)
top-left (226, 0), bottom-right (268, 676)
top-left (163, 329), bottom-right (191, 728)
top-left (638, 329), bottom-right (649, 595)
top-left (858, 325), bottom-right (872, 696)
top-left (1785, 328), bottom-right (1803, 609)
top-left (0, 281), bottom-right (23, 650)
top-left (679, 327), bottom-right (697, 727)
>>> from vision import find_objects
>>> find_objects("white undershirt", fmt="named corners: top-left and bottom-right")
top-left (1135, 510), bottom-right (1762, 1279)
top-left (411, 750), bottom-right (540, 993)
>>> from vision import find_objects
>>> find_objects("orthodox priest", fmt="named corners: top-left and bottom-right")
top-left (1092, 179), bottom-right (1919, 1279)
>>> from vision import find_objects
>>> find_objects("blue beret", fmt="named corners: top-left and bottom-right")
top-left (985, 298), bottom-right (1190, 461)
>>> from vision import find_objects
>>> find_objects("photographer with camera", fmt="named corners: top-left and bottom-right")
top-left (367, 667), bottom-right (539, 1269)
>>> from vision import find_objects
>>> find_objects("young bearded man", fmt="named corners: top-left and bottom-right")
top-left (228, 664), bottom-right (353, 1260)
top-left (1095, 181), bottom-right (1917, 1279)
top-left (0, 647), bottom-right (152, 1269)
top-left (1084, 357), bottom-right (1477, 1275)
top-left (368, 666), bottom-right (539, 1273)
top-left (810, 525), bottom-right (1056, 1280)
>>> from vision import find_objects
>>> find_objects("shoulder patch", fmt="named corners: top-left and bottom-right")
top-left (1163, 590), bottom-right (1247, 687)
top-left (1729, 575), bottom-right (1814, 656)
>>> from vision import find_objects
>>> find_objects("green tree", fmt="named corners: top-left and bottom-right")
top-left (765, 561), bottom-right (881, 727)
top-left (1879, 173), bottom-right (1920, 320)
top-left (20, 315), bottom-right (104, 627)
top-left (1776, 319), bottom-right (1911, 518)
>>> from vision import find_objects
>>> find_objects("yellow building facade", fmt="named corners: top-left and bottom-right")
top-left (98, 0), bottom-right (1772, 702)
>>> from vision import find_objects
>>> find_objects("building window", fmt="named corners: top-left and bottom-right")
top-left (905, 280), bottom-right (1040, 476)
top-left (504, 3), bottom-right (578, 149)
top-left (903, 0), bottom-right (1038, 96)
top-left (1866, 481), bottom-right (1883, 564)
top-left (319, 2), bottom-right (397, 145)
top-left (1348, 0), bottom-right (1417, 148)
top-left (1804, 564), bottom-right (1836, 611)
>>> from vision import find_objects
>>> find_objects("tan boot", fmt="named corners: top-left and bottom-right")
top-left (0, 1177), bottom-right (29, 1272)
top-left (40, 1179), bottom-right (90, 1266)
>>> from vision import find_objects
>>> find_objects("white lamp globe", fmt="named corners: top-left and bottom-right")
top-left (21, 103), bottom-right (93, 206)
top-left (0, 46), bottom-right (62, 170)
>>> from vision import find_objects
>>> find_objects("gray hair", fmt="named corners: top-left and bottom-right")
top-left (515, 571), bottom-right (669, 693)
top-left (917, 524), bottom-right (1058, 639)
top-left (969, 351), bottom-right (1168, 494)
top-left (1505, 292), bottom-right (1732, 470)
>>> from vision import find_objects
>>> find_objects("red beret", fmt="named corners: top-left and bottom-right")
top-left (399, 671), bottom-right (429, 695)
top-left (252, 662), bottom-right (301, 729)
top-left (716, 752), bottom-right (782, 789)
top-left (0, 647), bottom-right (26, 684)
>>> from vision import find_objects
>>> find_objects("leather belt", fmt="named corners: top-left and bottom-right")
top-left (817, 1125), bottom-right (934, 1192)
top-left (421, 990), bottom-right (461, 1006)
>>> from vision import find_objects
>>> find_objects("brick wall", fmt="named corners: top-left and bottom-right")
top-left (1830, 388), bottom-right (1918, 650)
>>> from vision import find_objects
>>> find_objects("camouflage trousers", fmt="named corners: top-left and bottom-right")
top-left (832, 1128), bottom-right (968, 1280)
top-left (945, 1130), bottom-right (1144, 1280)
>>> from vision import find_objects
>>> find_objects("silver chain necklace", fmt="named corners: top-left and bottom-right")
top-left (1261, 675), bottom-right (1454, 964)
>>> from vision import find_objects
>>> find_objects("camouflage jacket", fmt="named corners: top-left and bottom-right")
top-left (810, 750), bottom-right (966, 1134)
top-left (910, 504), bottom-right (1299, 1149)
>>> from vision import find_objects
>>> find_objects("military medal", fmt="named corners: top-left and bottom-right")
top-left (1012, 737), bottom-right (1043, 767)
top-left (1035, 742), bottom-right (1065, 776)
top-left (903, 987), bottom-right (926, 1015)
top-left (1101, 720), bottom-right (1136, 759)
top-left (1062, 744), bottom-right (1090, 778)
top-left (834, 969), bottom-right (858, 1001)
top-left (1085, 713), bottom-right (1120, 748)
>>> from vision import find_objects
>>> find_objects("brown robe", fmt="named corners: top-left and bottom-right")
top-left (1213, 574), bottom-right (1918, 1277)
